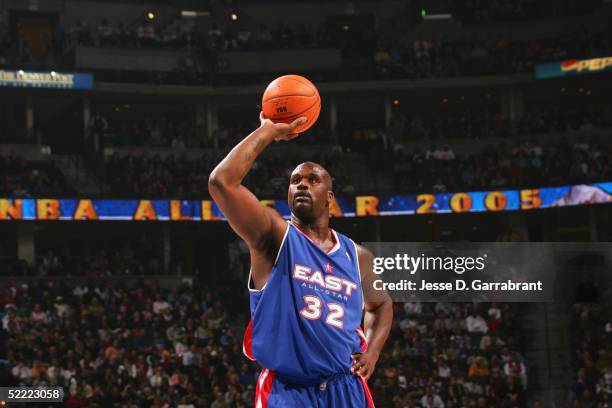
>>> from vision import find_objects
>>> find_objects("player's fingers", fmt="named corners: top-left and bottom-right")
top-left (288, 116), bottom-right (307, 130)
top-left (277, 134), bottom-right (298, 142)
top-left (358, 366), bottom-right (368, 378)
top-left (259, 111), bottom-right (266, 122)
top-left (275, 132), bottom-right (300, 142)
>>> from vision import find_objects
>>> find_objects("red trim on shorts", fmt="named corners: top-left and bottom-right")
top-left (356, 326), bottom-right (375, 406)
top-left (254, 368), bottom-right (275, 408)
top-left (357, 327), bottom-right (368, 353)
top-left (359, 376), bottom-right (376, 408)
top-left (243, 319), bottom-right (256, 361)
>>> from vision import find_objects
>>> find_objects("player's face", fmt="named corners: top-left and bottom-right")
top-left (288, 164), bottom-right (332, 222)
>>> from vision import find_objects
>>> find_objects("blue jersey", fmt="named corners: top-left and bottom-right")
top-left (243, 222), bottom-right (367, 384)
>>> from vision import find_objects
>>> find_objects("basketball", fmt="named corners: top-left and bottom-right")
top-left (261, 74), bottom-right (321, 134)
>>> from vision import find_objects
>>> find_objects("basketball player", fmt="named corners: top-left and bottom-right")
top-left (209, 113), bottom-right (392, 407)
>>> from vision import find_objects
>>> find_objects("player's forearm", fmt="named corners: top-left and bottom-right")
top-left (209, 127), bottom-right (275, 189)
top-left (363, 302), bottom-right (392, 357)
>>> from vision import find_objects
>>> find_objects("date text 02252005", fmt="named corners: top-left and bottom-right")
top-left (0, 387), bottom-right (64, 402)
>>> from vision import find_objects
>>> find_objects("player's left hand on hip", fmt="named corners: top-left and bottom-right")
top-left (350, 351), bottom-right (378, 381)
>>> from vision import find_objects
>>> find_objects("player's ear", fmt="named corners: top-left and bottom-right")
top-left (327, 191), bottom-right (334, 206)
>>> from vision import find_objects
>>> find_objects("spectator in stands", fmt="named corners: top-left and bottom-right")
top-left (468, 356), bottom-right (491, 379)
top-left (467, 311), bottom-right (489, 334)
top-left (504, 357), bottom-right (528, 389)
top-left (436, 144), bottom-right (456, 161)
top-left (420, 387), bottom-right (445, 408)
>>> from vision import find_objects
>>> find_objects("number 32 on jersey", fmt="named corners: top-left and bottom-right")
top-left (300, 295), bottom-right (345, 329)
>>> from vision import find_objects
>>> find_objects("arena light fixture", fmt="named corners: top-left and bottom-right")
top-left (181, 10), bottom-right (210, 18)
top-left (423, 13), bottom-right (453, 20)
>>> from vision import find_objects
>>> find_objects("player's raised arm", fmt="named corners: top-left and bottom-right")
top-left (208, 113), bottom-right (306, 250)
top-left (351, 245), bottom-right (393, 381)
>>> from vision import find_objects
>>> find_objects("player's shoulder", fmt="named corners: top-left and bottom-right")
top-left (337, 236), bottom-right (371, 262)
top-left (331, 229), bottom-right (373, 260)
top-left (354, 244), bottom-right (374, 262)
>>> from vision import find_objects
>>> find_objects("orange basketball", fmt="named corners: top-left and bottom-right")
top-left (262, 74), bottom-right (321, 134)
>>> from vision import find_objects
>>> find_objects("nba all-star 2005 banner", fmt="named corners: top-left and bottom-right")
top-left (0, 182), bottom-right (610, 221)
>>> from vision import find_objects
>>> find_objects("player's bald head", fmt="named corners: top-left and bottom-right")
top-left (288, 161), bottom-right (335, 224)
top-left (292, 162), bottom-right (333, 190)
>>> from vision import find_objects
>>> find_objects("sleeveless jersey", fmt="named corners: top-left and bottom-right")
top-left (243, 222), bottom-right (367, 384)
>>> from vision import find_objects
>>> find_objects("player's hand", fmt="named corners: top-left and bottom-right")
top-left (259, 112), bottom-right (307, 142)
top-left (350, 351), bottom-right (379, 381)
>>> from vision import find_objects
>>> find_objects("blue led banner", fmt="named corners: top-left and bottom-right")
top-left (535, 56), bottom-right (612, 79)
top-left (0, 70), bottom-right (94, 90)
top-left (0, 182), bottom-right (610, 221)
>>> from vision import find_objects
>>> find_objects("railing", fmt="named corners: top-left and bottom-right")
top-left (0, 274), bottom-right (194, 289)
